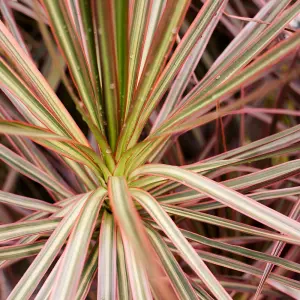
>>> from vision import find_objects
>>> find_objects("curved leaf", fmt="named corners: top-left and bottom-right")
top-left (97, 211), bottom-right (117, 300)
top-left (0, 144), bottom-right (74, 198)
top-left (132, 188), bottom-right (231, 300)
top-left (7, 193), bottom-right (90, 300)
top-left (133, 164), bottom-right (300, 239)
top-left (50, 188), bottom-right (106, 300)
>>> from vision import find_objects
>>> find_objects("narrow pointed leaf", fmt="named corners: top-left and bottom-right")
top-left (0, 219), bottom-right (58, 242)
top-left (121, 235), bottom-right (153, 300)
top-left (116, 229), bottom-right (131, 300)
top-left (132, 188), bottom-right (231, 300)
top-left (7, 193), bottom-right (90, 300)
top-left (108, 176), bottom-right (176, 299)
top-left (146, 226), bottom-right (198, 300)
top-left (43, 0), bottom-right (103, 130)
top-left (95, 1), bottom-right (119, 150)
top-left (126, 0), bottom-right (152, 117)
top-left (75, 243), bottom-right (99, 300)
top-left (139, 0), bottom-right (229, 135)
top-left (34, 257), bottom-right (61, 300)
top-left (97, 211), bottom-right (117, 300)
top-left (117, 0), bottom-right (190, 157)
top-left (180, 229), bottom-right (300, 273)
top-left (0, 145), bottom-right (74, 198)
top-left (133, 164), bottom-right (300, 239)
top-left (162, 205), bottom-right (300, 245)
top-left (50, 188), bottom-right (106, 300)
top-left (0, 241), bottom-right (44, 261)
top-left (115, 0), bottom-right (129, 122)
top-left (0, 20), bottom-right (88, 144)
top-left (0, 191), bottom-right (59, 213)
top-left (158, 31), bottom-right (300, 133)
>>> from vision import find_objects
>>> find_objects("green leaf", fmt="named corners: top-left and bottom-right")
top-left (0, 144), bottom-right (74, 198)
top-left (146, 226), bottom-right (198, 300)
top-left (98, 211), bottom-right (117, 300)
top-left (195, 0), bottom-right (292, 98)
top-left (161, 205), bottom-right (300, 245)
top-left (0, 218), bottom-right (59, 243)
top-left (158, 159), bottom-right (300, 207)
top-left (77, 0), bottom-right (103, 113)
top-left (0, 109), bottom-right (99, 190)
top-left (151, 124), bottom-right (300, 197)
top-left (254, 199), bottom-right (300, 299)
top-left (132, 188), bottom-right (231, 300)
top-left (0, 0), bottom-right (30, 56)
top-left (50, 188), bottom-right (106, 300)
top-left (0, 190), bottom-right (59, 213)
top-left (108, 177), bottom-right (149, 260)
top-left (116, 0), bottom-right (190, 158)
top-left (179, 229), bottom-right (300, 273)
top-left (116, 229), bottom-right (131, 300)
top-left (0, 120), bottom-right (69, 140)
top-left (34, 257), bottom-right (61, 300)
top-left (133, 164), bottom-right (300, 239)
top-left (0, 242), bottom-right (44, 261)
top-left (138, 0), bottom-right (165, 80)
top-left (125, 0), bottom-right (152, 118)
top-left (152, 10), bottom-right (222, 130)
top-left (131, 159), bottom-right (238, 190)
top-left (0, 58), bottom-right (71, 138)
top-left (7, 193), bottom-right (90, 300)
top-left (170, 186), bottom-right (300, 211)
top-left (75, 243), bottom-right (99, 300)
top-left (115, 0), bottom-right (128, 123)
top-left (216, 281), bottom-right (283, 298)
top-left (121, 235), bottom-right (152, 300)
top-left (0, 20), bottom-right (88, 145)
top-left (0, 122), bottom-right (103, 176)
top-left (158, 30), bottom-right (300, 133)
top-left (208, 125), bottom-right (300, 163)
top-left (95, 0), bottom-right (120, 151)
top-left (135, 0), bottom-right (228, 140)
top-left (43, 0), bottom-right (103, 131)
top-left (108, 176), bottom-right (175, 299)
top-left (184, 249), bottom-right (300, 290)
top-left (221, 159), bottom-right (300, 192)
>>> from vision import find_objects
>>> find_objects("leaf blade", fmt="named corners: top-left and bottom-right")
top-left (97, 211), bottom-right (117, 300)
top-left (50, 188), bottom-right (106, 300)
top-left (132, 188), bottom-right (231, 300)
top-left (7, 193), bottom-right (91, 300)
top-left (133, 164), bottom-right (300, 239)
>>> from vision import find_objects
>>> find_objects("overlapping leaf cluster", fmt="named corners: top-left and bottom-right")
top-left (0, 0), bottom-right (300, 299)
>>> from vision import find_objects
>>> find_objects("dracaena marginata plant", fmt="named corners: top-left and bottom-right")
top-left (0, 0), bottom-right (300, 299)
